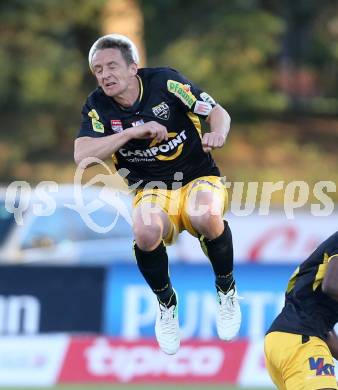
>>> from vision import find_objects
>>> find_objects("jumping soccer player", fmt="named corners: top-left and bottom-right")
top-left (265, 230), bottom-right (338, 389)
top-left (74, 34), bottom-right (241, 354)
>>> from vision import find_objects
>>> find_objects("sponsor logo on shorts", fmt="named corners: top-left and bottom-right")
top-left (309, 357), bottom-right (335, 376)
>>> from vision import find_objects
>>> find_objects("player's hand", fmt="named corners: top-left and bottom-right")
top-left (129, 121), bottom-right (168, 142)
top-left (202, 132), bottom-right (225, 153)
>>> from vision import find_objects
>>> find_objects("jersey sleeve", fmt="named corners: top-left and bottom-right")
top-left (165, 68), bottom-right (218, 119)
top-left (77, 99), bottom-right (108, 138)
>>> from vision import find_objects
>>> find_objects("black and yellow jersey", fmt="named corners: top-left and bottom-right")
top-left (77, 67), bottom-right (220, 187)
top-left (267, 231), bottom-right (338, 341)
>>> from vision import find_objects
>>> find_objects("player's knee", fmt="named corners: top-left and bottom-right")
top-left (189, 211), bottom-right (223, 239)
top-left (133, 222), bottom-right (163, 251)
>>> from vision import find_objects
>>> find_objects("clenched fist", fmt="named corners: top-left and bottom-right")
top-left (129, 121), bottom-right (168, 142)
top-left (202, 132), bottom-right (225, 153)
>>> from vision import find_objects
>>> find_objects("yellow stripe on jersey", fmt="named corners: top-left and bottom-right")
top-left (286, 266), bottom-right (300, 293)
top-left (187, 112), bottom-right (202, 138)
top-left (313, 253), bottom-right (330, 291)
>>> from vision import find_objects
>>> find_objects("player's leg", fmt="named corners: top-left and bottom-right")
top-left (182, 176), bottom-right (241, 340)
top-left (132, 193), bottom-right (180, 354)
top-left (133, 203), bottom-right (175, 305)
top-left (188, 190), bottom-right (234, 290)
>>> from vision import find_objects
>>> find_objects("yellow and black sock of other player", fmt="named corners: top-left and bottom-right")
top-left (133, 241), bottom-right (176, 307)
top-left (199, 220), bottom-right (235, 293)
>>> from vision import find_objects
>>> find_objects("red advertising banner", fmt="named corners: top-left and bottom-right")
top-left (58, 337), bottom-right (248, 384)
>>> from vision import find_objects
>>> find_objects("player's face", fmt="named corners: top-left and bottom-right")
top-left (92, 48), bottom-right (137, 97)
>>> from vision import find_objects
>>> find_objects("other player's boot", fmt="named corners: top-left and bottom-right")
top-left (155, 291), bottom-right (180, 354)
top-left (216, 287), bottom-right (242, 340)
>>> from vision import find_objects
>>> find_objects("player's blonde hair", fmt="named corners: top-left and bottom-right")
top-left (88, 34), bottom-right (140, 72)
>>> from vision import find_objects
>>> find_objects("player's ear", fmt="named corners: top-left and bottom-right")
top-left (129, 63), bottom-right (138, 76)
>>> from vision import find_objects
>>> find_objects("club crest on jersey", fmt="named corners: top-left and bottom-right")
top-left (111, 119), bottom-right (123, 133)
top-left (152, 102), bottom-right (170, 120)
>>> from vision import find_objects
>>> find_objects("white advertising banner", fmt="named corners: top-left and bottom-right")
top-left (177, 211), bottom-right (338, 263)
top-left (0, 335), bottom-right (69, 386)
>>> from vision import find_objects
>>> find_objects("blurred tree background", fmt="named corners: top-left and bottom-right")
top-left (0, 0), bottom-right (337, 201)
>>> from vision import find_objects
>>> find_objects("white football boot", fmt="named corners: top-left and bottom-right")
top-left (155, 291), bottom-right (180, 355)
top-left (216, 287), bottom-right (242, 340)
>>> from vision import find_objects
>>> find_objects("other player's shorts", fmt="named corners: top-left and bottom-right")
top-left (133, 175), bottom-right (228, 245)
top-left (264, 331), bottom-right (337, 390)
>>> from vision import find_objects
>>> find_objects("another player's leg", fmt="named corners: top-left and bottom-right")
top-left (184, 178), bottom-right (241, 340)
top-left (133, 201), bottom-right (179, 354)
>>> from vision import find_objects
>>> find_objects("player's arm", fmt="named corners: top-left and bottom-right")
top-left (75, 131), bottom-right (133, 167)
top-left (164, 68), bottom-right (230, 153)
top-left (326, 329), bottom-right (338, 360)
top-left (74, 121), bottom-right (167, 168)
top-left (322, 254), bottom-right (338, 301)
top-left (202, 105), bottom-right (231, 153)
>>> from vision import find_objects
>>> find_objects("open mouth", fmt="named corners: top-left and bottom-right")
top-left (105, 81), bottom-right (117, 87)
